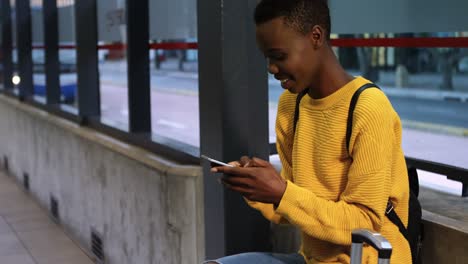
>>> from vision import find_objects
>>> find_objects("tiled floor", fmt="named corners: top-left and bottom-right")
top-left (0, 171), bottom-right (94, 264)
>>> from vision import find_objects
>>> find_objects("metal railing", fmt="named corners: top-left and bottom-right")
top-left (406, 157), bottom-right (468, 197)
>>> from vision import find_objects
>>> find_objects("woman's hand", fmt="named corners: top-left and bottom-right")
top-left (211, 157), bottom-right (287, 206)
top-left (222, 156), bottom-right (252, 167)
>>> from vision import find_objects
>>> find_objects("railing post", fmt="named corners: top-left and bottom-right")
top-left (1, 0), bottom-right (14, 90)
top-left (126, 0), bottom-right (150, 133)
top-left (43, 0), bottom-right (60, 104)
top-left (75, 0), bottom-right (100, 120)
top-left (16, 0), bottom-right (33, 100)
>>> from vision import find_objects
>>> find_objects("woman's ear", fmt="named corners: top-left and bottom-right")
top-left (308, 25), bottom-right (325, 48)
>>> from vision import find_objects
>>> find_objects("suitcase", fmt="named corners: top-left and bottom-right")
top-left (350, 229), bottom-right (392, 264)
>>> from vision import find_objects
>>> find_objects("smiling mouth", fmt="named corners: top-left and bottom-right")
top-left (280, 79), bottom-right (289, 84)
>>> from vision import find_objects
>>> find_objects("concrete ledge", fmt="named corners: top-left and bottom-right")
top-left (0, 94), bottom-right (202, 178)
top-left (422, 210), bottom-right (468, 238)
top-left (422, 210), bottom-right (468, 264)
top-left (0, 94), bottom-right (205, 264)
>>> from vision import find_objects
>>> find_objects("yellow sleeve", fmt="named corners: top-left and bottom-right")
top-left (275, 91), bottom-right (398, 245)
top-left (244, 199), bottom-right (285, 224)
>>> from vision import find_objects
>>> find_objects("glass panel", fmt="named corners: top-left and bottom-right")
top-left (97, 0), bottom-right (128, 130)
top-left (268, 69), bottom-right (285, 144)
top-left (0, 14), bottom-right (3, 90)
top-left (57, 0), bottom-right (77, 106)
top-left (11, 48), bottom-right (18, 94)
top-left (149, 0), bottom-right (199, 147)
top-left (11, 0), bottom-right (19, 94)
top-left (31, 1), bottom-right (45, 102)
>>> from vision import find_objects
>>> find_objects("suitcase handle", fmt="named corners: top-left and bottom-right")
top-left (350, 229), bottom-right (392, 264)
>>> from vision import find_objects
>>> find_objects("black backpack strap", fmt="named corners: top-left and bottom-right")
top-left (407, 167), bottom-right (420, 197)
top-left (345, 83), bottom-right (411, 246)
top-left (385, 201), bottom-right (409, 241)
top-left (293, 88), bottom-right (309, 133)
top-left (346, 83), bottom-right (380, 153)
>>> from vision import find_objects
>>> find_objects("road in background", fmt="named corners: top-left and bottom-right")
top-left (97, 60), bottom-right (468, 168)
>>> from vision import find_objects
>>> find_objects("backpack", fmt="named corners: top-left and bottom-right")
top-left (292, 83), bottom-right (424, 263)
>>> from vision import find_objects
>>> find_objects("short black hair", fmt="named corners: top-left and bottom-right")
top-left (254, 0), bottom-right (331, 40)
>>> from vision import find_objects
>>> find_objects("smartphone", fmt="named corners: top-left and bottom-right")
top-left (200, 155), bottom-right (234, 167)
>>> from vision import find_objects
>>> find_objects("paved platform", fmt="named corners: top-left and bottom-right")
top-left (0, 171), bottom-right (93, 264)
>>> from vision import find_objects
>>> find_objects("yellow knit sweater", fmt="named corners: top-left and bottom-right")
top-left (249, 77), bottom-right (411, 263)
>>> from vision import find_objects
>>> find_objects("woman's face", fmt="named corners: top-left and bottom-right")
top-left (256, 17), bottom-right (322, 94)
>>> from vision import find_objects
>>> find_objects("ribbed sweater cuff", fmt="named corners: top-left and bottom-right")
top-left (275, 180), bottom-right (317, 217)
